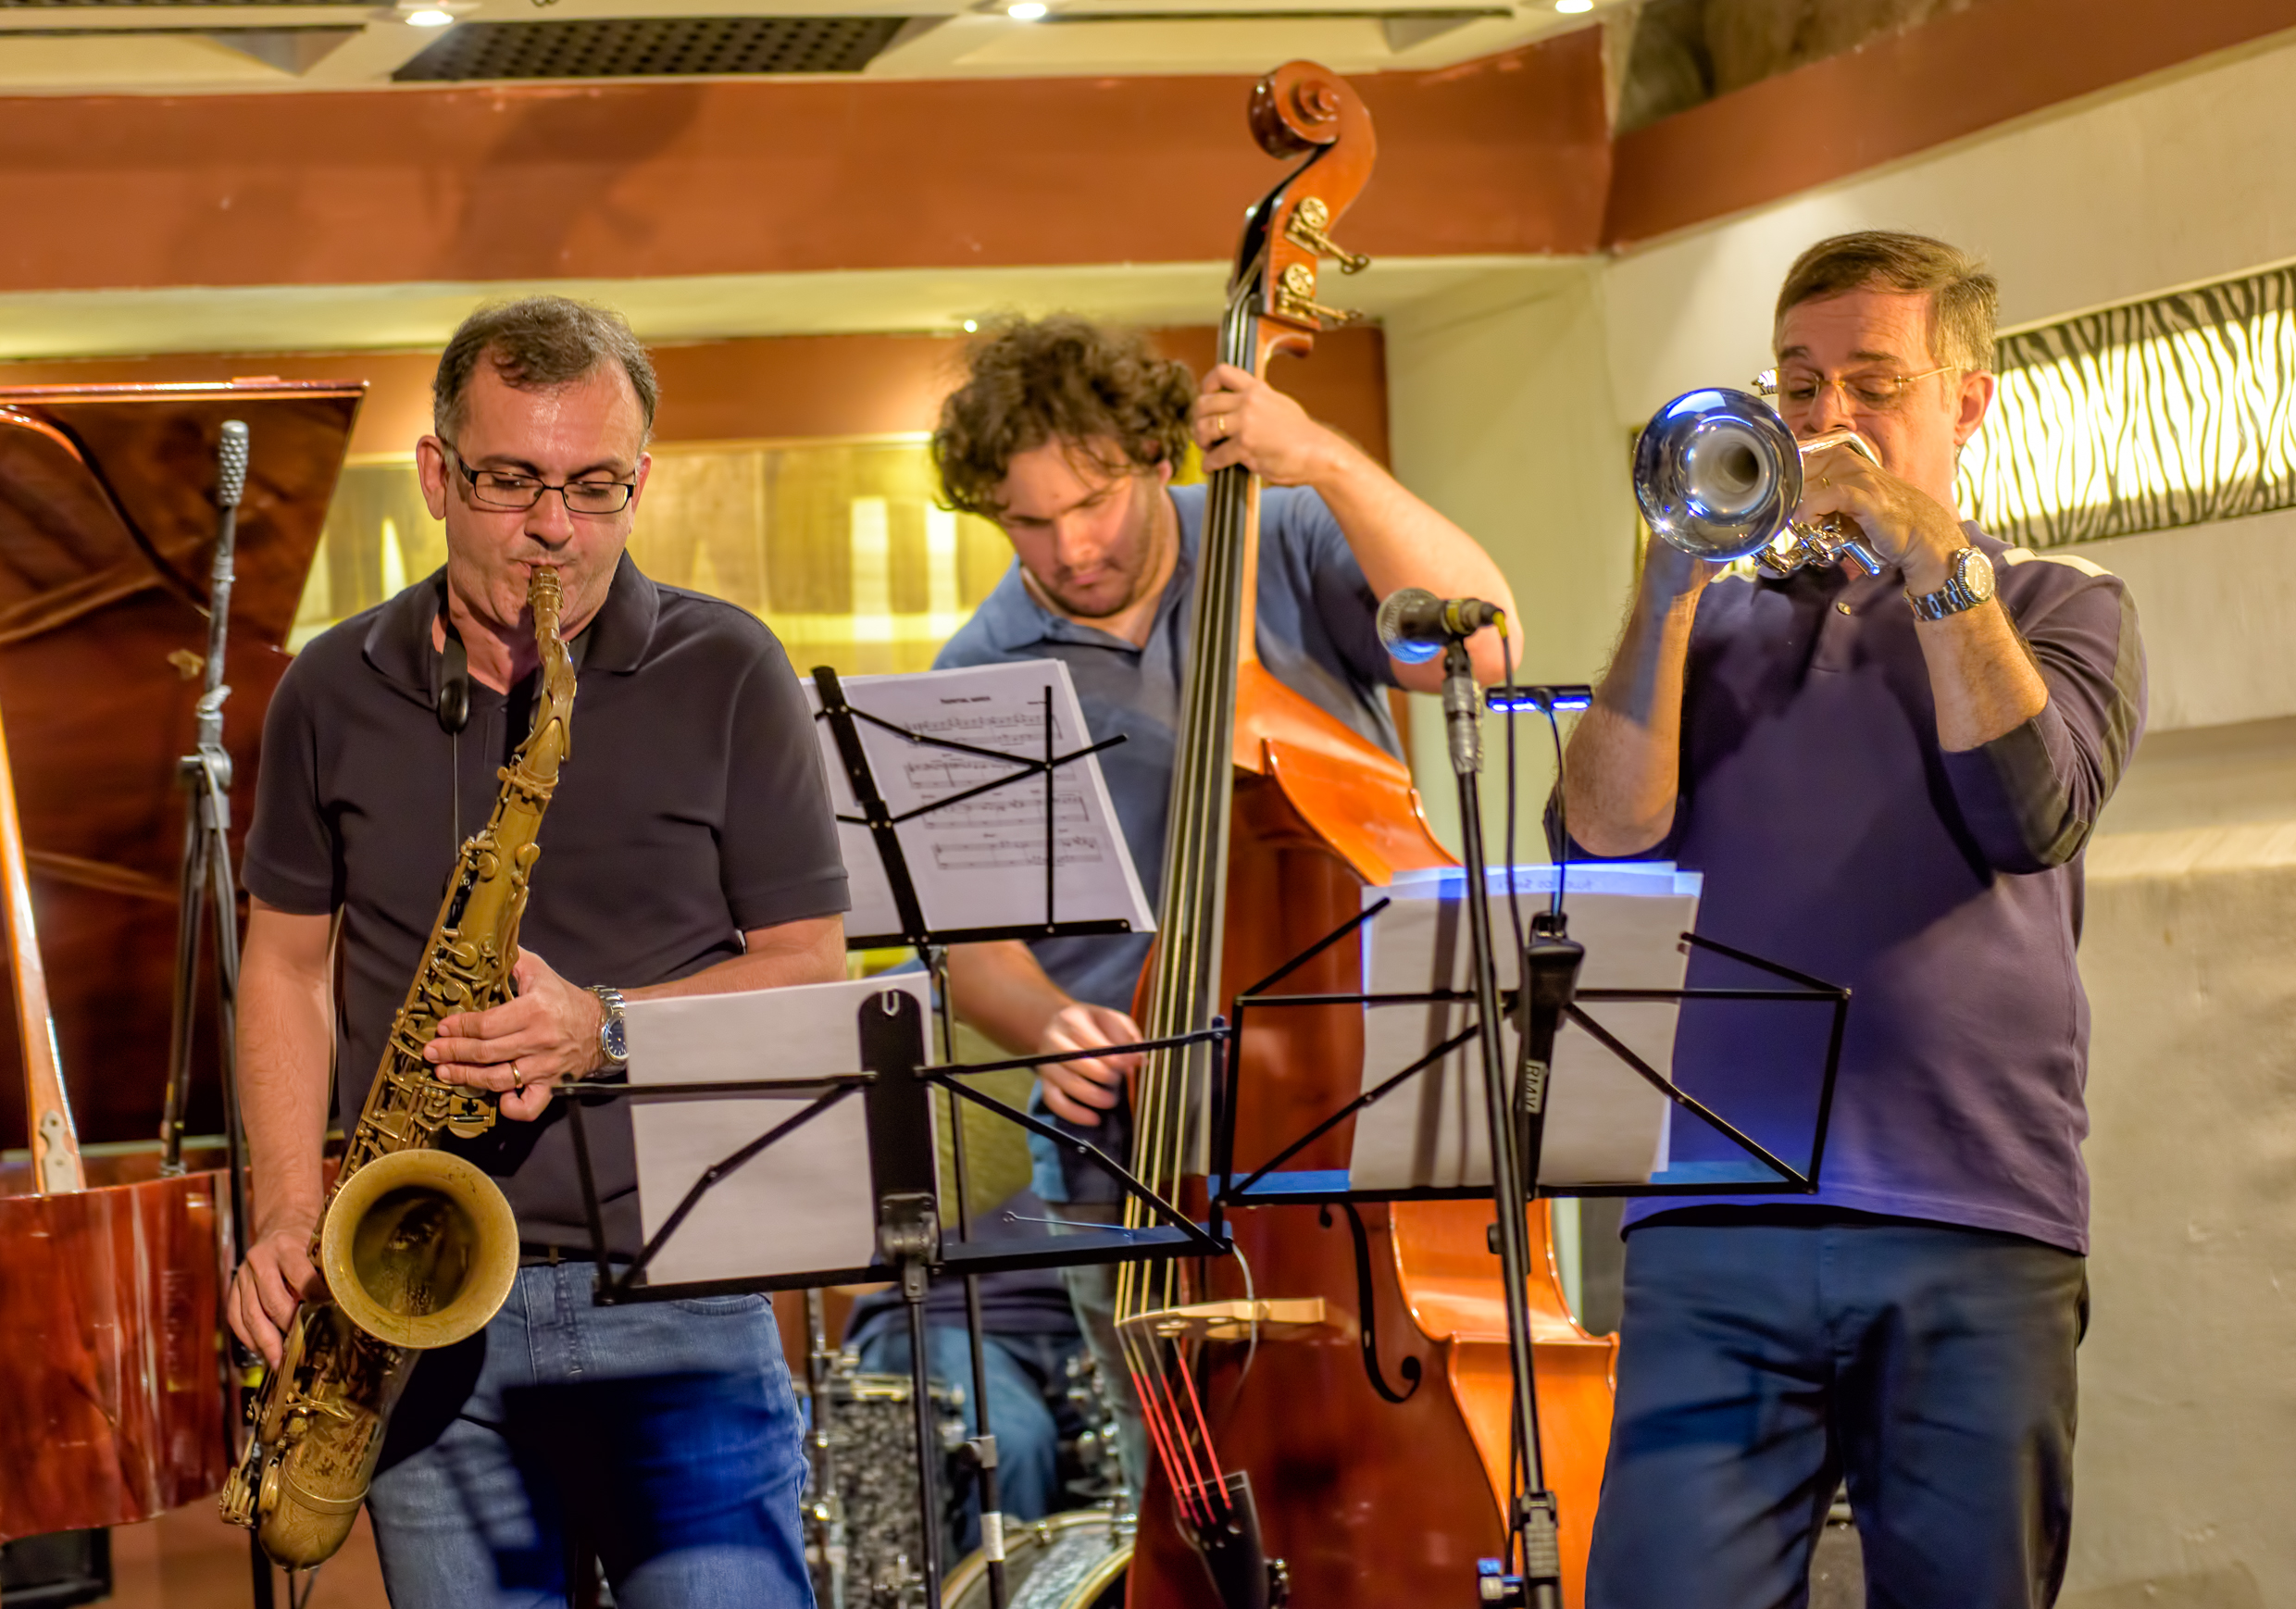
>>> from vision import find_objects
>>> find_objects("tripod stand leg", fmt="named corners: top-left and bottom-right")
top-left (157, 783), bottom-right (209, 1173)
top-left (905, 1282), bottom-right (945, 1603)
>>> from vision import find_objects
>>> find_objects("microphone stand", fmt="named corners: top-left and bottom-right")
top-left (1437, 633), bottom-right (1566, 1609)
top-left (152, 422), bottom-right (269, 1609)
top-left (159, 418), bottom-right (250, 1197)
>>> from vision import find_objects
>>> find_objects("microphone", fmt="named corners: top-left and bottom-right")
top-left (216, 419), bottom-right (250, 511)
top-left (1376, 588), bottom-right (1506, 665)
top-left (437, 630), bottom-right (470, 735)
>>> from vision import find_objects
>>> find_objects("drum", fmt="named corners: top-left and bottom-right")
top-left (805, 1364), bottom-right (967, 1609)
top-left (941, 1509), bottom-right (1132, 1609)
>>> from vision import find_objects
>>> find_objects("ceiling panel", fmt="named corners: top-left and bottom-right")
top-left (0, 0), bottom-right (1619, 92)
top-left (394, 12), bottom-right (905, 79)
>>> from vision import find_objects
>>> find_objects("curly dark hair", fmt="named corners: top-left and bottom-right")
top-left (932, 316), bottom-right (1195, 520)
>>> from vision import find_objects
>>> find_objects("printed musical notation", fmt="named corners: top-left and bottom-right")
top-left (804, 660), bottom-right (1154, 943)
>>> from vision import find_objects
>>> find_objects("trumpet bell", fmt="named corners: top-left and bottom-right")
top-left (319, 1147), bottom-right (519, 1352)
top-left (1632, 388), bottom-right (1805, 563)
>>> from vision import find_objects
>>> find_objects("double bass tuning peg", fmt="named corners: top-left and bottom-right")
top-left (1278, 262), bottom-right (1365, 330)
top-left (1285, 197), bottom-right (1370, 274)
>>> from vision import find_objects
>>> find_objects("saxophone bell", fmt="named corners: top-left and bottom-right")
top-left (320, 1148), bottom-right (521, 1352)
top-left (1633, 385), bottom-right (1887, 577)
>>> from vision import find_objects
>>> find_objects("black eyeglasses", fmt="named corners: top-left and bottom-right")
top-left (445, 445), bottom-right (636, 516)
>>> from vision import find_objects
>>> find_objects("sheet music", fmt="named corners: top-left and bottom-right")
top-left (1347, 863), bottom-right (1702, 1190)
top-left (805, 661), bottom-right (1155, 943)
top-left (626, 974), bottom-right (933, 1287)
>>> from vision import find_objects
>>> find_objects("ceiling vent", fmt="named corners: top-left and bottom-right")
top-left (394, 14), bottom-right (907, 81)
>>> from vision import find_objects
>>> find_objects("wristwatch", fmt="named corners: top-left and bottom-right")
top-left (590, 984), bottom-right (629, 1071)
top-left (1905, 545), bottom-right (1996, 621)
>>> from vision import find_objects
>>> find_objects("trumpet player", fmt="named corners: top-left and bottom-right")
top-left (1566, 232), bottom-right (2145, 1609)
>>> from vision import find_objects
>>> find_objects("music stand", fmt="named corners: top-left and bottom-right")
top-left (1200, 645), bottom-right (1848, 1609)
top-left (560, 666), bottom-right (1229, 1609)
top-left (558, 992), bottom-right (1226, 1609)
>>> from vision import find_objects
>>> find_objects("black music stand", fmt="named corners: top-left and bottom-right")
top-left (1200, 650), bottom-right (1847, 1609)
top-left (558, 995), bottom-right (1227, 1609)
top-left (812, 662), bottom-right (1135, 1609)
top-left (560, 667), bottom-right (1228, 1609)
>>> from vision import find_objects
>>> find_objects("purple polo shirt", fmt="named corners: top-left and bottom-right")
top-left (1582, 527), bottom-right (2143, 1254)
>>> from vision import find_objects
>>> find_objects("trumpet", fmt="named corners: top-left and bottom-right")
top-left (1633, 382), bottom-right (1886, 578)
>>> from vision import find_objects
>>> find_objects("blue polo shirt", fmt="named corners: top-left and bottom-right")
top-left (935, 482), bottom-right (1402, 1201)
top-left (1566, 528), bottom-right (2143, 1254)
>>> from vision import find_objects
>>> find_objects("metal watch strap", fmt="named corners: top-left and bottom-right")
top-left (1905, 547), bottom-right (1991, 622)
top-left (589, 984), bottom-right (628, 1068)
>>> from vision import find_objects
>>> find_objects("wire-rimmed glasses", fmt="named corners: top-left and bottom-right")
top-left (445, 446), bottom-right (636, 516)
top-left (1771, 363), bottom-right (1956, 415)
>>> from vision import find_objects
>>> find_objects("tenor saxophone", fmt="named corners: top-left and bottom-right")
top-left (221, 566), bottom-right (579, 1569)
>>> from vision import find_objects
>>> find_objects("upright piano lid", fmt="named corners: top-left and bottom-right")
top-left (0, 379), bottom-right (365, 1154)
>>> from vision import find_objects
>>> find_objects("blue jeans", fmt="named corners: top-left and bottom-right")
top-left (367, 1264), bottom-right (813, 1609)
top-left (853, 1322), bottom-right (1085, 1554)
top-left (1587, 1217), bottom-right (2085, 1609)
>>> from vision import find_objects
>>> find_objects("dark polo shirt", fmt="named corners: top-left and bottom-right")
top-left (1567, 527), bottom-right (2144, 1254)
top-left (243, 555), bottom-right (849, 1253)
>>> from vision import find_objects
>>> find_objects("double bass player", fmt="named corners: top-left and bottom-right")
top-left (928, 314), bottom-right (1516, 1485)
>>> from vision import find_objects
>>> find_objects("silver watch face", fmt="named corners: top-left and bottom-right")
top-left (1959, 546), bottom-right (1996, 603)
top-left (602, 1017), bottom-right (628, 1063)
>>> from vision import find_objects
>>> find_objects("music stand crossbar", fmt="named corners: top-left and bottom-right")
top-left (558, 1024), bottom-right (1233, 1304)
top-left (1213, 909), bottom-right (1849, 1211)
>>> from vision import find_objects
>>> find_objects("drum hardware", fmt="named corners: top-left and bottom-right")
top-left (802, 1352), bottom-right (968, 1609)
top-left (942, 1506), bottom-right (1134, 1609)
top-left (1059, 1352), bottom-right (1129, 1509)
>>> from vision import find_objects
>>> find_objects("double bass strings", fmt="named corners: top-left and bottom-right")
top-left (1117, 281), bottom-right (1265, 1531)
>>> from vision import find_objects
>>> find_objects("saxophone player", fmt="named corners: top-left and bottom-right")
top-left (227, 297), bottom-right (847, 1607)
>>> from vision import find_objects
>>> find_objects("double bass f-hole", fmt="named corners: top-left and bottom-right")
top-left (1322, 1204), bottom-right (1422, 1404)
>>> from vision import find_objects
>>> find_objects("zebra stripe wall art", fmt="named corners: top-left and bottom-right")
top-left (1957, 263), bottom-right (2296, 550)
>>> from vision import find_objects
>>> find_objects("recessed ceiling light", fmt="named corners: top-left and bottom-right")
top-left (1008, 2), bottom-right (1048, 18)
top-left (1554, 0), bottom-right (1594, 12)
top-left (405, 7), bottom-right (455, 23)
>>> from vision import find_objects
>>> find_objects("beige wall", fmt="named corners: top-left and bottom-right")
top-left (1384, 260), bottom-right (1628, 854)
top-left (1376, 28), bottom-right (2296, 1604)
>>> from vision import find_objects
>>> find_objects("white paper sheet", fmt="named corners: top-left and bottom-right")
top-left (805, 661), bottom-right (1155, 945)
top-left (1347, 863), bottom-right (1702, 1190)
top-left (626, 973), bottom-right (933, 1287)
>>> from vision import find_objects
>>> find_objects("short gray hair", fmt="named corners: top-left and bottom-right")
top-left (432, 296), bottom-right (659, 443)
top-left (1774, 231), bottom-right (1998, 375)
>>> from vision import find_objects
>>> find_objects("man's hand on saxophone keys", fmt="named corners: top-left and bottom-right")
top-left (425, 947), bottom-right (606, 1122)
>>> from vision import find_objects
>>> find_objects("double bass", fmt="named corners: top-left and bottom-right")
top-left (1116, 64), bottom-right (1616, 1608)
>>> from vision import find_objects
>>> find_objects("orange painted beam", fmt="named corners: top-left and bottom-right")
top-left (1606, 0), bottom-right (2296, 248)
top-left (0, 37), bottom-right (1606, 294)
top-left (0, 325), bottom-right (1389, 463)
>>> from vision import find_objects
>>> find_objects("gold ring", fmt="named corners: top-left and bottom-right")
top-left (1216, 416), bottom-right (1229, 438)
top-left (511, 1063), bottom-right (525, 1090)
